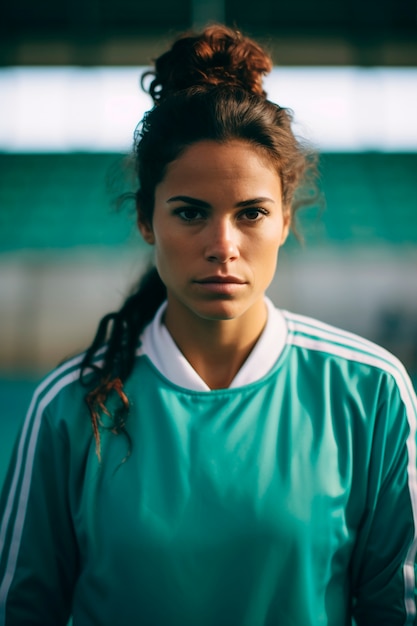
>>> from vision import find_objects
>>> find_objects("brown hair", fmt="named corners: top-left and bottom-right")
top-left (81, 24), bottom-right (318, 459)
top-left (142, 25), bottom-right (272, 102)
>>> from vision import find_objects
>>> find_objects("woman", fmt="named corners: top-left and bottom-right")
top-left (1, 25), bottom-right (416, 626)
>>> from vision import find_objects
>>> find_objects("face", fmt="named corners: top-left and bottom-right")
top-left (139, 140), bottom-right (290, 327)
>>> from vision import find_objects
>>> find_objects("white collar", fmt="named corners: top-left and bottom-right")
top-left (139, 297), bottom-right (287, 391)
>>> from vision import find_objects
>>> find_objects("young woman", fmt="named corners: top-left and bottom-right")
top-left (1, 25), bottom-right (416, 626)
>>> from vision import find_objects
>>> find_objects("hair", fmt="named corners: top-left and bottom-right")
top-left (81, 24), bottom-right (319, 459)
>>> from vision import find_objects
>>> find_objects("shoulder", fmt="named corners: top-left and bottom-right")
top-left (27, 347), bottom-right (108, 426)
top-left (278, 310), bottom-right (417, 436)
top-left (281, 309), bottom-right (415, 397)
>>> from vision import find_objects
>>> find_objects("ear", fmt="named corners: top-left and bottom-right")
top-left (138, 216), bottom-right (155, 245)
top-left (280, 210), bottom-right (291, 245)
top-left (136, 193), bottom-right (155, 245)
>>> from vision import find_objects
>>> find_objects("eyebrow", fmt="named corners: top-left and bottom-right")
top-left (166, 195), bottom-right (276, 207)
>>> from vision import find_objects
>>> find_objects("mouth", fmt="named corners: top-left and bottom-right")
top-left (195, 276), bottom-right (246, 284)
top-left (193, 276), bottom-right (247, 295)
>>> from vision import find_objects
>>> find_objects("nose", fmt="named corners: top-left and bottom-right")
top-left (205, 219), bottom-right (239, 263)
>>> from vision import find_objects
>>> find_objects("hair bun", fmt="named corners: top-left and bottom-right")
top-left (142, 24), bottom-right (273, 104)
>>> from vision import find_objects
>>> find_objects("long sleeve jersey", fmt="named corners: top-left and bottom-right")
top-left (1, 306), bottom-right (417, 625)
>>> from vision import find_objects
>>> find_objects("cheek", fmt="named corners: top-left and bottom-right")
top-left (249, 228), bottom-right (284, 258)
top-left (153, 233), bottom-right (190, 280)
top-left (155, 233), bottom-right (185, 258)
top-left (249, 231), bottom-right (284, 280)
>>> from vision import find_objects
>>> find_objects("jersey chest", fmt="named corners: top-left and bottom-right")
top-left (72, 355), bottom-right (368, 612)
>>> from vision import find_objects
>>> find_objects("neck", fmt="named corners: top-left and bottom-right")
top-left (164, 299), bottom-right (268, 389)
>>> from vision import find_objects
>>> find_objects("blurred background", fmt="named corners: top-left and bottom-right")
top-left (1, 0), bottom-right (417, 488)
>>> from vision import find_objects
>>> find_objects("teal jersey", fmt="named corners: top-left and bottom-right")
top-left (1, 310), bottom-right (417, 625)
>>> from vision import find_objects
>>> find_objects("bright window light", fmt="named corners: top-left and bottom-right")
top-left (0, 67), bottom-right (416, 152)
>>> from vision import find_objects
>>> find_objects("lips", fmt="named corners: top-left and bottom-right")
top-left (195, 276), bottom-right (246, 284)
top-left (193, 276), bottom-right (247, 295)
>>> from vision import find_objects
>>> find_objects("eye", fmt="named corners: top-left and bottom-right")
top-left (174, 208), bottom-right (205, 222)
top-left (240, 208), bottom-right (269, 221)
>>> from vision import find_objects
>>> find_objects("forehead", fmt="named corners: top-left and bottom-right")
top-left (160, 140), bottom-right (281, 188)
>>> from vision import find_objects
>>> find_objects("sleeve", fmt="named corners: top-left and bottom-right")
top-left (351, 370), bottom-right (417, 625)
top-left (0, 389), bottom-right (78, 625)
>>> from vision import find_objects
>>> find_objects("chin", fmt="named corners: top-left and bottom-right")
top-left (193, 300), bottom-right (249, 322)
